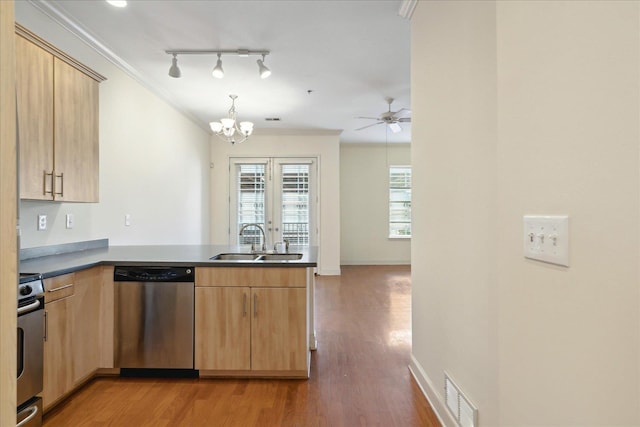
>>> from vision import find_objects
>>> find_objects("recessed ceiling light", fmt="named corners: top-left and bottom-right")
top-left (106, 0), bottom-right (127, 8)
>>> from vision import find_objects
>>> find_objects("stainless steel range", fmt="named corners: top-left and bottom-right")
top-left (17, 273), bottom-right (44, 427)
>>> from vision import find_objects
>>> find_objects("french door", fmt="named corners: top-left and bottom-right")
top-left (229, 157), bottom-right (317, 248)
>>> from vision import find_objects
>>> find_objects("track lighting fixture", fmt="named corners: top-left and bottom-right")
top-left (257, 54), bottom-right (271, 79)
top-left (165, 49), bottom-right (271, 79)
top-left (212, 53), bottom-right (224, 79)
top-left (168, 53), bottom-right (181, 78)
top-left (210, 95), bottom-right (254, 145)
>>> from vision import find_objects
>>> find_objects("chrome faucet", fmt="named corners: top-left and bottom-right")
top-left (273, 239), bottom-right (290, 253)
top-left (239, 223), bottom-right (266, 252)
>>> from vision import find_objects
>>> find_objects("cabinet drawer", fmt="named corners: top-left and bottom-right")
top-left (196, 267), bottom-right (306, 287)
top-left (44, 273), bottom-right (75, 303)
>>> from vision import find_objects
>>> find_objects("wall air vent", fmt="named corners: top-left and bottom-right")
top-left (444, 372), bottom-right (478, 427)
top-left (265, 117), bottom-right (281, 121)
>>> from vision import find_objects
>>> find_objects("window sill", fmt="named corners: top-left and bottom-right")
top-left (388, 236), bottom-right (411, 240)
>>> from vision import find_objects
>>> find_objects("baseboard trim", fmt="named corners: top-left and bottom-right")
top-left (340, 261), bottom-right (410, 266)
top-left (318, 268), bottom-right (341, 276)
top-left (408, 354), bottom-right (457, 427)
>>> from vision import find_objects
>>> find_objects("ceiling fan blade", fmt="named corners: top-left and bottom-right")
top-left (393, 108), bottom-right (411, 119)
top-left (355, 122), bottom-right (384, 131)
top-left (356, 116), bottom-right (381, 120)
top-left (388, 122), bottom-right (402, 133)
top-left (398, 117), bottom-right (411, 123)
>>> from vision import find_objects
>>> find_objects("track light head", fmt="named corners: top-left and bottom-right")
top-left (212, 54), bottom-right (224, 79)
top-left (257, 55), bottom-right (271, 79)
top-left (168, 54), bottom-right (181, 78)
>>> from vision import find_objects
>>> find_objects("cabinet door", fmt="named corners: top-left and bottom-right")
top-left (195, 287), bottom-right (250, 370)
top-left (43, 296), bottom-right (74, 410)
top-left (251, 287), bottom-right (307, 372)
top-left (72, 267), bottom-right (102, 384)
top-left (54, 58), bottom-right (99, 202)
top-left (16, 35), bottom-right (54, 200)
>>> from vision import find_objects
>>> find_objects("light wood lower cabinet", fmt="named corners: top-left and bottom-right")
top-left (42, 267), bottom-right (108, 412)
top-left (195, 287), bottom-right (251, 370)
top-left (251, 287), bottom-right (307, 372)
top-left (72, 268), bottom-right (102, 383)
top-left (195, 267), bottom-right (310, 377)
top-left (43, 295), bottom-right (74, 410)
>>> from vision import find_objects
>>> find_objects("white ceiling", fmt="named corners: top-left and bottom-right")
top-left (32, 0), bottom-right (411, 144)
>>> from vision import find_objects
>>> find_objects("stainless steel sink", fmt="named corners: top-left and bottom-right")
top-left (257, 253), bottom-right (303, 261)
top-left (210, 253), bottom-right (259, 261)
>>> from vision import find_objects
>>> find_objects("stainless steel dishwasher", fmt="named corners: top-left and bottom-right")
top-left (114, 266), bottom-right (195, 371)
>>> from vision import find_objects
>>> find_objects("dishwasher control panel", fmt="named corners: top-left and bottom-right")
top-left (113, 266), bottom-right (194, 282)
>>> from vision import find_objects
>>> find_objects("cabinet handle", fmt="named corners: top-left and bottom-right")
top-left (243, 293), bottom-right (247, 317)
top-left (253, 293), bottom-right (257, 317)
top-left (44, 310), bottom-right (48, 342)
top-left (55, 172), bottom-right (64, 197)
top-left (47, 283), bottom-right (73, 293)
top-left (43, 170), bottom-right (53, 195)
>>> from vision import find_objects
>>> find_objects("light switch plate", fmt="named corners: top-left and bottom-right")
top-left (523, 215), bottom-right (569, 267)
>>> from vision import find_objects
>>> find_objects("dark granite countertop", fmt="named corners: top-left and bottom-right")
top-left (20, 244), bottom-right (318, 279)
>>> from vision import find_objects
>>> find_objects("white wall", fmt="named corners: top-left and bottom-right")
top-left (340, 143), bottom-right (410, 265)
top-left (16, 3), bottom-right (211, 248)
top-left (209, 131), bottom-right (341, 275)
top-left (411, 1), bottom-right (640, 425)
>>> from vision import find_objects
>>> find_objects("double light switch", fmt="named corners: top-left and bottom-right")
top-left (523, 215), bottom-right (569, 267)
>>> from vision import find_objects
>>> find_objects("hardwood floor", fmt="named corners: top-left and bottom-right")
top-left (44, 265), bottom-right (441, 427)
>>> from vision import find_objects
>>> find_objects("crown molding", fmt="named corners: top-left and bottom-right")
top-left (26, 0), bottom-right (209, 132)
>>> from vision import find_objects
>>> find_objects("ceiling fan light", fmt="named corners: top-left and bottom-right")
top-left (389, 122), bottom-right (402, 133)
top-left (168, 54), bottom-right (181, 78)
top-left (210, 121), bottom-right (223, 133)
top-left (257, 59), bottom-right (271, 79)
top-left (212, 56), bottom-right (224, 79)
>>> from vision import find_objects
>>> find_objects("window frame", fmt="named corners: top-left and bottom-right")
top-left (388, 165), bottom-right (412, 239)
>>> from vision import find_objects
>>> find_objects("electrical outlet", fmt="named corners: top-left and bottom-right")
top-left (66, 214), bottom-right (74, 229)
top-left (37, 214), bottom-right (47, 231)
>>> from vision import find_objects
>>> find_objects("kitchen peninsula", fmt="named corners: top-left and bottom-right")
top-left (21, 240), bottom-right (317, 412)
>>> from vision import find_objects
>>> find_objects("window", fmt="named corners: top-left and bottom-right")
top-left (389, 166), bottom-right (411, 238)
top-left (230, 158), bottom-right (317, 248)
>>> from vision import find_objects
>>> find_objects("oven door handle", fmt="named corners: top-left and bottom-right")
top-left (16, 404), bottom-right (38, 427)
top-left (17, 299), bottom-right (41, 316)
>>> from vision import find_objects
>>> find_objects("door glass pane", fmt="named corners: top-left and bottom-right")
top-left (237, 164), bottom-right (265, 246)
top-left (281, 164), bottom-right (310, 245)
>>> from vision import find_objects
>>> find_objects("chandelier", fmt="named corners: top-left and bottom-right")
top-left (209, 95), bottom-right (254, 145)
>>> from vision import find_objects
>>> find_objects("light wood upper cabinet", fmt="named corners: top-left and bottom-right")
top-left (15, 35), bottom-right (54, 200)
top-left (53, 58), bottom-right (100, 202)
top-left (15, 25), bottom-right (105, 202)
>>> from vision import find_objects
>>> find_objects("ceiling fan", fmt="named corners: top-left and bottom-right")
top-left (355, 97), bottom-right (411, 133)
